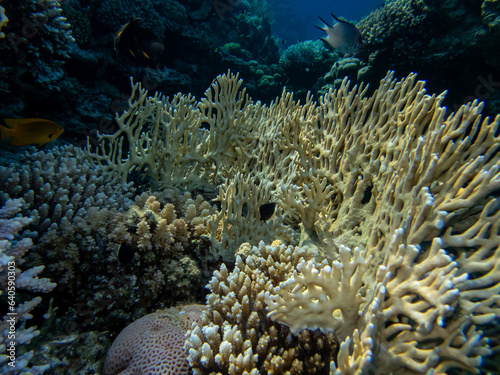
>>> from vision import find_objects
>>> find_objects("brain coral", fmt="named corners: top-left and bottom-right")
top-left (104, 304), bottom-right (205, 375)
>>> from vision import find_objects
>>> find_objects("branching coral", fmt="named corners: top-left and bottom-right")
top-left (0, 145), bottom-right (134, 288)
top-left (89, 72), bottom-right (263, 191)
top-left (92, 70), bottom-right (500, 372)
top-left (209, 173), bottom-right (294, 260)
top-left (0, 0), bottom-right (75, 90)
top-left (186, 241), bottom-right (337, 374)
top-left (109, 190), bottom-right (217, 301)
top-left (266, 231), bottom-right (489, 374)
top-left (0, 199), bottom-right (55, 374)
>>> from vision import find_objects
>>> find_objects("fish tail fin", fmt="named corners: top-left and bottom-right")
top-left (0, 123), bottom-right (13, 140)
top-left (318, 16), bottom-right (330, 27)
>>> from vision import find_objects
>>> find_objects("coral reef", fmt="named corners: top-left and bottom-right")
top-left (95, 0), bottom-right (187, 38)
top-left (357, 0), bottom-right (427, 49)
top-left (90, 72), bottom-right (264, 191)
top-left (0, 145), bottom-right (134, 289)
top-left (0, 199), bottom-right (55, 374)
top-left (0, 6), bottom-right (499, 366)
top-left (279, 40), bottom-right (338, 89)
top-left (320, 57), bottom-right (369, 93)
top-left (266, 234), bottom-right (490, 373)
top-left (95, 70), bottom-right (500, 372)
top-left (0, 146), bottom-right (217, 332)
top-left (356, 0), bottom-right (500, 115)
top-left (0, 0), bottom-right (283, 147)
top-left (0, 0), bottom-right (75, 91)
top-left (209, 173), bottom-right (294, 260)
top-left (105, 304), bottom-right (205, 375)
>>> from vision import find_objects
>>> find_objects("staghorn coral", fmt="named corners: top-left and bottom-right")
top-left (104, 304), bottom-right (205, 375)
top-left (0, 199), bottom-right (55, 374)
top-left (186, 241), bottom-right (337, 374)
top-left (93, 70), bottom-right (500, 372)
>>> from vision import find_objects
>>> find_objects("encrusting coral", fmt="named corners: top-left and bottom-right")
top-left (90, 69), bottom-right (500, 373)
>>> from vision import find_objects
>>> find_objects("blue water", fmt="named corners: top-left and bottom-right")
top-left (269, 0), bottom-right (383, 44)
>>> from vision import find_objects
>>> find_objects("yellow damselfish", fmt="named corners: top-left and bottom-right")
top-left (0, 118), bottom-right (64, 146)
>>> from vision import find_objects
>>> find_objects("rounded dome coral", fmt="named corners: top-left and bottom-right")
top-left (104, 305), bottom-right (205, 375)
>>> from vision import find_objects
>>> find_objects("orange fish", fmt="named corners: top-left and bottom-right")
top-left (0, 118), bottom-right (64, 146)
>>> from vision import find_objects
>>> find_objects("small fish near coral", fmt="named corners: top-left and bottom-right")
top-left (259, 202), bottom-right (277, 221)
top-left (114, 18), bottom-right (165, 63)
top-left (0, 118), bottom-right (64, 146)
top-left (316, 13), bottom-right (364, 56)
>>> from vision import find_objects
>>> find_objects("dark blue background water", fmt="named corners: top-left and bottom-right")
top-left (268, 0), bottom-right (383, 45)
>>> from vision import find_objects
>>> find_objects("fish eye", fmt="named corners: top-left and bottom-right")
top-left (48, 133), bottom-right (53, 138)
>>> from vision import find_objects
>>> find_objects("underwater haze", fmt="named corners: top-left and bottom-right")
top-left (269, 0), bottom-right (383, 43)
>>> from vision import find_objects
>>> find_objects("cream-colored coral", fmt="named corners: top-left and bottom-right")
top-left (94, 70), bottom-right (500, 373)
top-left (108, 190), bottom-right (217, 303)
top-left (209, 172), bottom-right (295, 260)
top-left (186, 241), bottom-right (337, 374)
top-left (89, 72), bottom-right (263, 190)
top-left (266, 230), bottom-right (488, 374)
